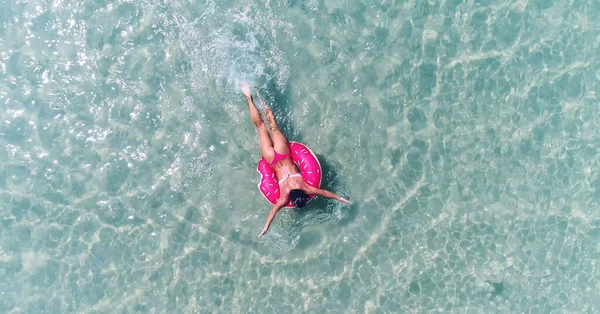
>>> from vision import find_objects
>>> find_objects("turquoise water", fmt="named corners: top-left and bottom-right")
top-left (1, 0), bottom-right (599, 312)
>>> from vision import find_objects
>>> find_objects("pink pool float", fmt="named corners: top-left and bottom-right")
top-left (256, 142), bottom-right (322, 208)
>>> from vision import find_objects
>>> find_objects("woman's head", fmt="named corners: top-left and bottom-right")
top-left (290, 189), bottom-right (310, 208)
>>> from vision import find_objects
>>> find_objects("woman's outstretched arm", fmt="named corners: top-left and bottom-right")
top-left (304, 186), bottom-right (351, 204)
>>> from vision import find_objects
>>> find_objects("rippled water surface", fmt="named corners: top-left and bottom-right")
top-left (1, 0), bottom-right (599, 312)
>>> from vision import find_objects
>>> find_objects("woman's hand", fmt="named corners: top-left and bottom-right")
top-left (338, 197), bottom-right (352, 204)
top-left (258, 227), bottom-right (268, 237)
top-left (258, 200), bottom-right (286, 238)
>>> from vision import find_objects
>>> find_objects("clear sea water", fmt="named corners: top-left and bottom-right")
top-left (1, 0), bottom-right (599, 313)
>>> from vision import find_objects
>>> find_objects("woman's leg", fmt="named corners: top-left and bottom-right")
top-left (242, 85), bottom-right (274, 163)
top-left (255, 88), bottom-right (290, 154)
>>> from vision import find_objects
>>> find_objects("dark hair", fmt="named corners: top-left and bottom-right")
top-left (290, 189), bottom-right (310, 208)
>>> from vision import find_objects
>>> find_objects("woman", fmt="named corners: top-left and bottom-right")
top-left (241, 84), bottom-right (350, 237)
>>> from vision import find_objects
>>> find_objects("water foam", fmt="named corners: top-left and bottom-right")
top-left (175, 2), bottom-right (291, 95)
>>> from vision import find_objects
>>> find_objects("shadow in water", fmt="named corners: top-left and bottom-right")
top-left (289, 153), bottom-right (358, 235)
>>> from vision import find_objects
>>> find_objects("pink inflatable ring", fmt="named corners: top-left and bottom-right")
top-left (257, 142), bottom-right (322, 208)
